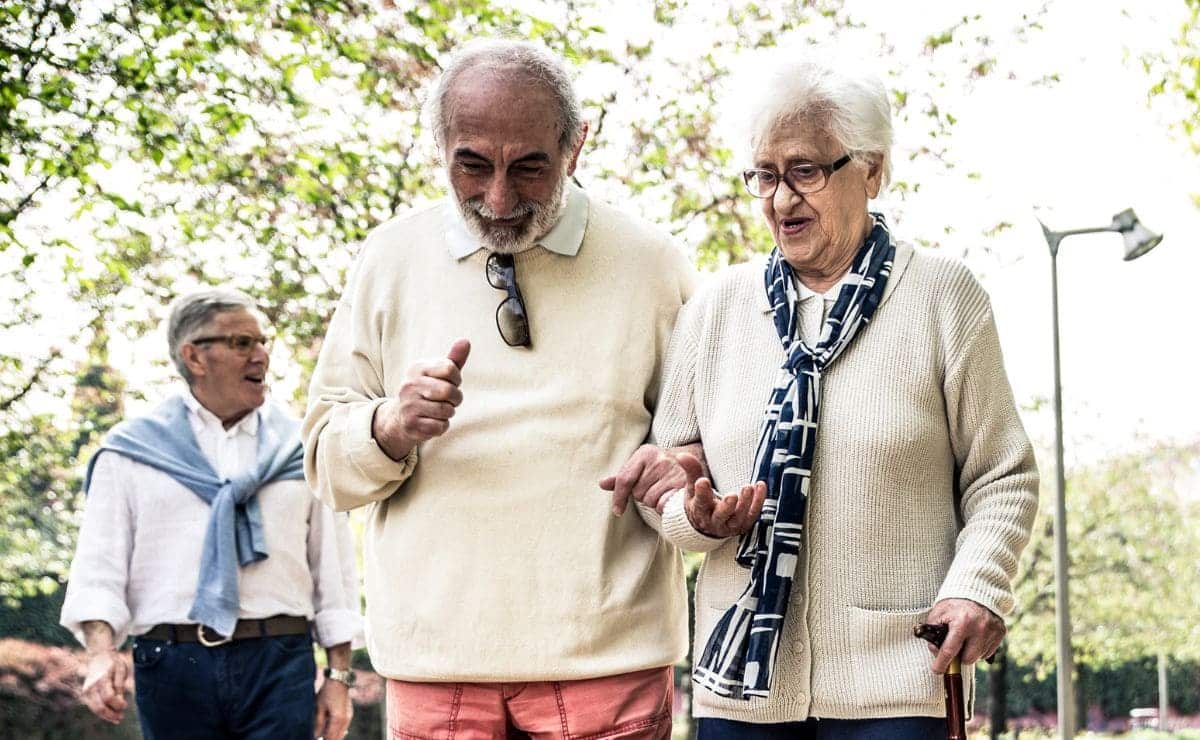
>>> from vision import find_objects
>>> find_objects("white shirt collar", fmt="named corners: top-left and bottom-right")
top-left (444, 181), bottom-right (590, 260)
top-left (757, 262), bottom-right (848, 314)
top-left (797, 275), bottom-right (845, 302)
top-left (181, 389), bottom-right (260, 438)
top-left (756, 241), bottom-right (915, 315)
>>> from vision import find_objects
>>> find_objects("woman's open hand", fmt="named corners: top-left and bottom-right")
top-left (679, 453), bottom-right (767, 538)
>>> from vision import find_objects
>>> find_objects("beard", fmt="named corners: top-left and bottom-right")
top-left (456, 172), bottom-right (567, 254)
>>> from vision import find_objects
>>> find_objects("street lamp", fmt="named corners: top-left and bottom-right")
top-left (1037, 208), bottom-right (1163, 738)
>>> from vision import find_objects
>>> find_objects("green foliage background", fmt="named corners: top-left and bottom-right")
top-left (1, 0), bottom-right (1057, 611)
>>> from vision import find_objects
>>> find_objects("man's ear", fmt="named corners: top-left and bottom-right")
top-left (566, 122), bottom-right (588, 177)
top-left (180, 343), bottom-right (207, 380)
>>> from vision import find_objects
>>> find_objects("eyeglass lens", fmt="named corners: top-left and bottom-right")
top-left (744, 168), bottom-right (825, 198)
top-left (230, 335), bottom-right (268, 352)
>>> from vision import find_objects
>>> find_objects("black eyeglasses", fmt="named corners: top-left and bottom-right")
top-left (742, 154), bottom-right (853, 199)
top-left (485, 252), bottom-right (531, 348)
top-left (190, 333), bottom-right (271, 355)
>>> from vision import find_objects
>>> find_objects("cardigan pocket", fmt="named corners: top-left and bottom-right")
top-left (847, 606), bottom-right (943, 710)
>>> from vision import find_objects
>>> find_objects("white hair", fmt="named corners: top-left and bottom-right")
top-left (725, 47), bottom-right (893, 188)
top-left (422, 38), bottom-right (583, 157)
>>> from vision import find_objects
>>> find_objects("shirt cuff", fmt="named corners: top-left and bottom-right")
top-left (660, 489), bottom-right (730, 553)
top-left (313, 608), bottom-right (365, 650)
top-left (60, 589), bottom-right (133, 648)
top-left (349, 398), bottom-right (419, 486)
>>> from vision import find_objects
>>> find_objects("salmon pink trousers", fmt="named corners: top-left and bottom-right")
top-left (386, 665), bottom-right (674, 740)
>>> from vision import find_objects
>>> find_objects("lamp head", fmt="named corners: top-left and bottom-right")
top-left (1110, 208), bottom-right (1163, 261)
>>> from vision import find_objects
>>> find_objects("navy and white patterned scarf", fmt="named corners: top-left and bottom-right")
top-left (693, 213), bottom-right (895, 701)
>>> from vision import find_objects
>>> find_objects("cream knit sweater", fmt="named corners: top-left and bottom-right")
top-left (644, 243), bottom-right (1039, 722)
top-left (302, 195), bottom-right (696, 682)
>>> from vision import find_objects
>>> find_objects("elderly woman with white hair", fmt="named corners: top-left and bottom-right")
top-left (606, 53), bottom-right (1039, 739)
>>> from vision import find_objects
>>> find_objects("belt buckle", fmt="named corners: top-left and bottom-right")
top-left (196, 624), bottom-right (233, 647)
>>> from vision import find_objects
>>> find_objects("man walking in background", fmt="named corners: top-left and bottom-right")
top-left (62, 289), bottom-right (362, 740)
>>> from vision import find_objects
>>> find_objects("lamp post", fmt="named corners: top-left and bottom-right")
top-left (1038, 208), bottom-right (1163, 738)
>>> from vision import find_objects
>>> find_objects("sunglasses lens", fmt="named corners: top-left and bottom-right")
top-left (496, 297), bottom-right (530, 347)
top-left (487, 256), bottom-right (513, 290)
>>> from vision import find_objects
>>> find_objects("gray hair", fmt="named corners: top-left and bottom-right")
top-left (733, 49), bottom-right (893, 188)
top-left (167, 289), bottom-right (258, 384)
top-left (422, 38), bottom-right (583, 157)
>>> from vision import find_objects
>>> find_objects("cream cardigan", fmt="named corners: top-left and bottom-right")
top-left (644, 243), bottom-right (1039, 722)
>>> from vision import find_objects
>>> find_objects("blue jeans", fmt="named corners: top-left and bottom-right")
top-left (697, 716), bottom-right (948, 740)
top-left (132, 633), bottom-right (316, 740)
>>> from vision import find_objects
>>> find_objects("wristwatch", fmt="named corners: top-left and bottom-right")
top-left (324, 666), bottom-right (356, 687)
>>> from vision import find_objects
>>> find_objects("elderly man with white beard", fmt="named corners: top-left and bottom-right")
top-left (302, 39), bottom-right (696, 739)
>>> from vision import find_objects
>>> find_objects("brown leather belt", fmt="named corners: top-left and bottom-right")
top-left (139, 615), bottom-right (310, 646)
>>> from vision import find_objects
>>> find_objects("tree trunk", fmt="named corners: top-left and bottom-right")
top-left (1076, 661), bottom-right (1089, 733)
top-left (1158, 652), bottom-right (1169, 731)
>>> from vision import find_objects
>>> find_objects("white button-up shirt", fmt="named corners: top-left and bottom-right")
top-left (61, 392), bottom-right (362, 648)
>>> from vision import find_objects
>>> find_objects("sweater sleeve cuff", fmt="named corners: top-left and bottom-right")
top-left (934, 581), bottom-right (1013, 619)
top-left (349, 398), bottom-right (418, 486)
top-left (60, 589), bottom-right (133, 648)
top-left (661, 490), bottom-right (730, 553)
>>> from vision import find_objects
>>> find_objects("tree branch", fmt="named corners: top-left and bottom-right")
top-left (0, 349), bottom-right (60, 413)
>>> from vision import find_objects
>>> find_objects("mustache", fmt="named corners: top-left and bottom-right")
top-left (463, 198), bottom-right (538, 222)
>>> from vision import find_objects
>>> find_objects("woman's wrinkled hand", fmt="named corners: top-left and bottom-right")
top-left (924, 598), bottom-right (1006, 671)
top-left (678, 453), bottom-right (767, 538)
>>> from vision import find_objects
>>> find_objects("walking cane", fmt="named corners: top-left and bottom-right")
top-left (914, 622), bottom-right (967, 740)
